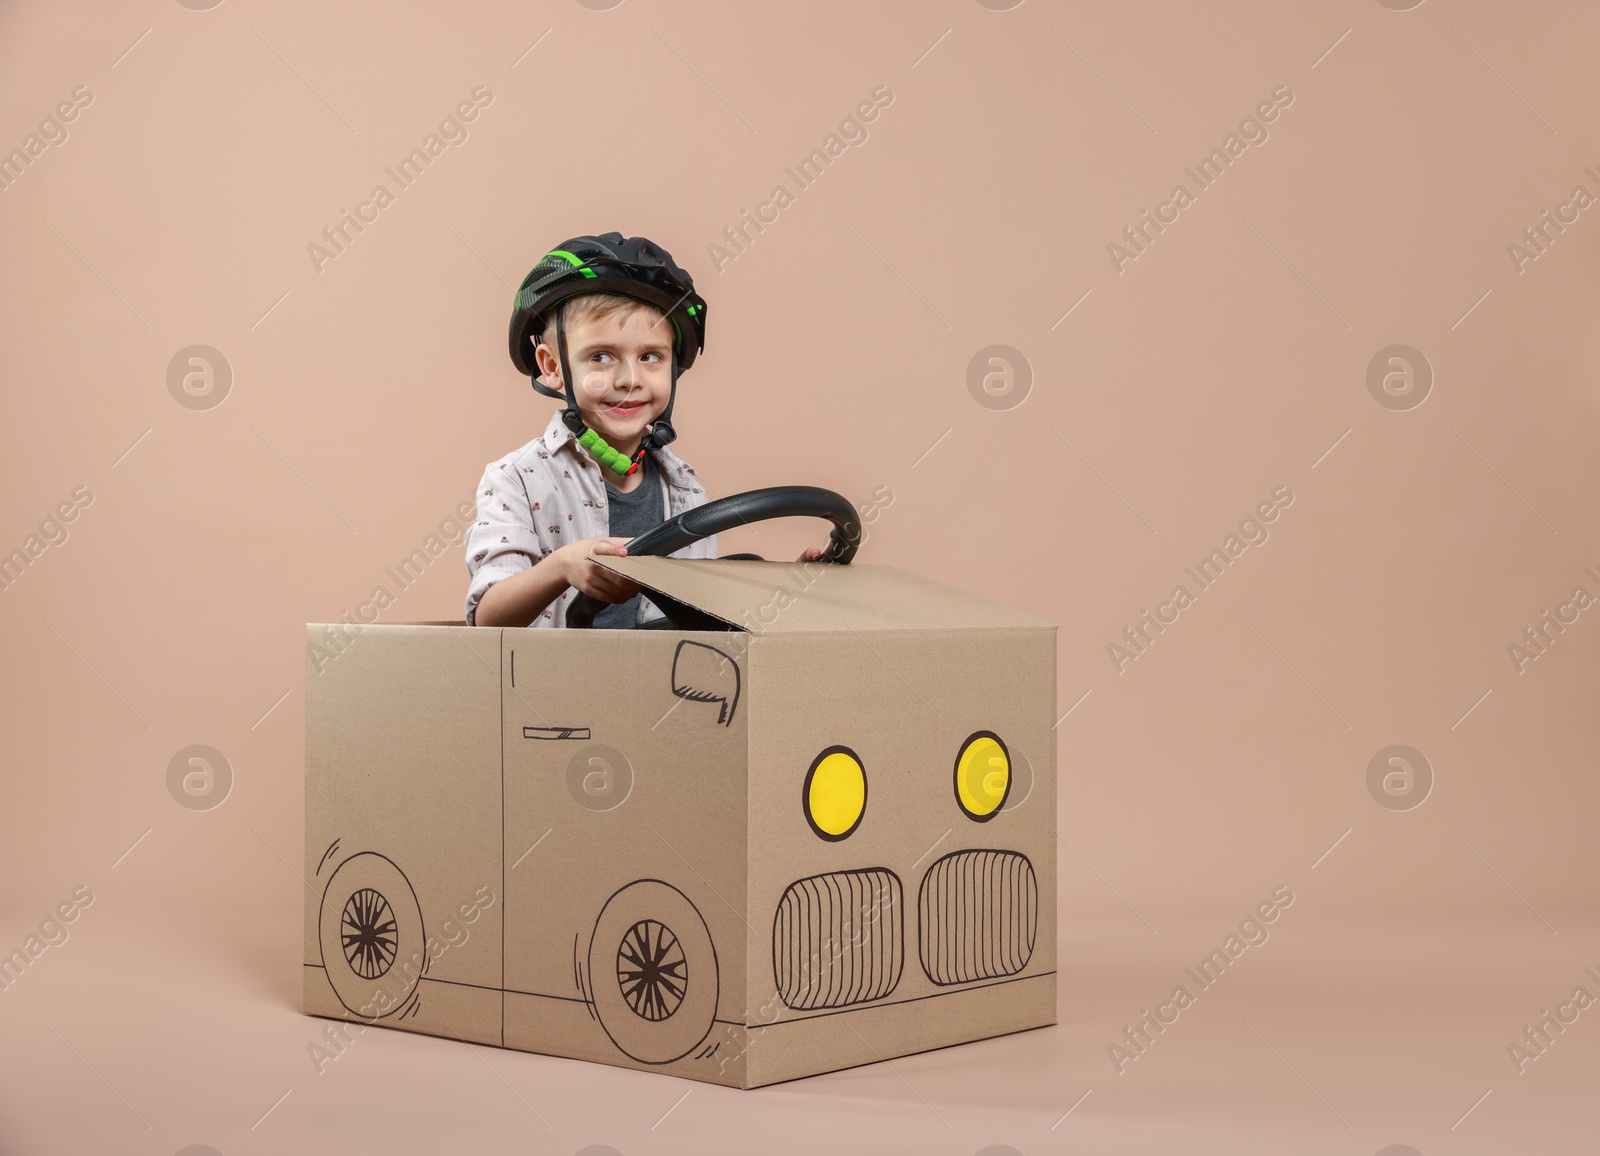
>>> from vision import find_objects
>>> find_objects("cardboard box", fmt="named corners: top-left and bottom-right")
top-left (303, 557), bottom-right (1057, 1087)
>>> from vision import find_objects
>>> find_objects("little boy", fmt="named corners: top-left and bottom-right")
top-left (465, 232), bottom-right (820, 629)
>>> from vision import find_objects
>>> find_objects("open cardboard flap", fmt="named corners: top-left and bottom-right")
top-left (591, 557), bottom-right (1051, 633)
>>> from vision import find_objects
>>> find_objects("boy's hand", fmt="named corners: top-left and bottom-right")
top-left (797, 546), bottom-right (826, 562)
top-left (557, 537), bottom-right (642, 603)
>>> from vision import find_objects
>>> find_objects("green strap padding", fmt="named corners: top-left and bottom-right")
top-left (578, 427), bottom-right (637, 476)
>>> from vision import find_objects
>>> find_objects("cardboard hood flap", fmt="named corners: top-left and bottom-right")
top-left (592, 557), bottom-right (1051, 632)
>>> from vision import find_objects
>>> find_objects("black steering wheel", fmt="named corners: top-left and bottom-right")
top-left (566, 485), bottom-right (861, 629)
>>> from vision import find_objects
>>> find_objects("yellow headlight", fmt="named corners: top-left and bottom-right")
top-left (804, 746), bottom-right (867, 840)
top-left (954, 732), bottom-right (1010, 821)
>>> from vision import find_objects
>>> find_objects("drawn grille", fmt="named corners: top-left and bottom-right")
top-left (773, 869), bottom-right (903, 1009)
top-left (918, 850), bottom-right (1037, 985)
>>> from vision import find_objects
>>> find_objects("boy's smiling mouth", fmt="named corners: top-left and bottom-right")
top-left (603, 399), bottom-right (646, 416)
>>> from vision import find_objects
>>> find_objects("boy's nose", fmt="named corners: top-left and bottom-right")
top-left (612, 355), bottom-right (645, 387)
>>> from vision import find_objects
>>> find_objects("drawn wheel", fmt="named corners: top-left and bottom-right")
top-left (589, 881), bottom-right (718, 1064)
top-left (319, 853), bottom-right (424, 1019)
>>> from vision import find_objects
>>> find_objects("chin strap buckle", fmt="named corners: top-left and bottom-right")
top-left (646, 419), bottom-right (677, 449)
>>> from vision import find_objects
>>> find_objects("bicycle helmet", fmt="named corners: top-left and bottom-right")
top-left (508, 233), bottom-right (707, 476)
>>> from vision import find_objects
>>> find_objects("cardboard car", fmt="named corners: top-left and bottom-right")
top-left (303, 488), bottom-right (1057, 1087)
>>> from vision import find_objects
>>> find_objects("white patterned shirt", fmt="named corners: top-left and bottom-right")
top-left (463, 411), bottom-right (718, 627)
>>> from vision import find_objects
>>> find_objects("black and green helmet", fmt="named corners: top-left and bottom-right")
top-left (507, 233), bottom-right (706, 476)
top-left (508, 233), bottom-right (706, 375)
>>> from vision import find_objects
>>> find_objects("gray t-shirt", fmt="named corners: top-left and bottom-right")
top-left (591, 454), bottom-right (664, 629)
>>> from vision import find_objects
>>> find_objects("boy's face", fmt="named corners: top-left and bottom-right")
top-left (534, 305), bottom-right (674, 453)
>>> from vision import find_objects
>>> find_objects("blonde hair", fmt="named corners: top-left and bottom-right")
top-left (536, 292), bottom-right (668, 352)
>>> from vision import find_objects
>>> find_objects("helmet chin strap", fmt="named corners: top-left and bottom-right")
top-left (549, 308), bottom-right (679, 478)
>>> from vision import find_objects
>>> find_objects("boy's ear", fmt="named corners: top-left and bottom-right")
top-left (532, 340), bottom-right (565, 391)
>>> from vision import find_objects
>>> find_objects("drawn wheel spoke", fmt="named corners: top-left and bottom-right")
top-left (341, 887), bottom-right (398, 980)
top-left (616, 919), bottom-right (687, 1022)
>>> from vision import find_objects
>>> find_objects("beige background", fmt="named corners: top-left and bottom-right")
top-left (2, 0), bottom-right (1597, 1152)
